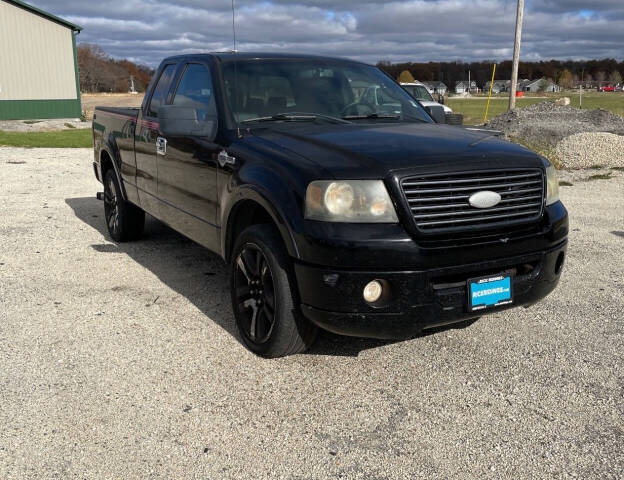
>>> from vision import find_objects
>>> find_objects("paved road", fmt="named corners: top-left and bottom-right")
top-left (1, 148), bottom-right (623, 479)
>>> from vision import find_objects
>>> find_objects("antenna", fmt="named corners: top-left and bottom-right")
top-left (231, 0), bottom-right (241, 137)
top-left (231, 0), bottom-right (237, 52)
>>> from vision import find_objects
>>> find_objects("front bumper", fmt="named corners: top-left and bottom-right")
top-left (295, 239), bottom-right (567, 339)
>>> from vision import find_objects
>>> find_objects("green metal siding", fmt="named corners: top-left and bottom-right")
top-left (0, 1), bottom-right (82, 120)
top-left (0, 99), bottom-right (81, 120)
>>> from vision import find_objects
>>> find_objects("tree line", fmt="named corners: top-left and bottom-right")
top-left (77, 44), bottom-right (153, 93)
top-left (377, 58), bottom-right (624, 89)
top-left (75, 43), bottom-right (623, 94)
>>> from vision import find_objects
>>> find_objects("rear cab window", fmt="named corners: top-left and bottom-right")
top-left (146, 64), bottom-right (177, 118)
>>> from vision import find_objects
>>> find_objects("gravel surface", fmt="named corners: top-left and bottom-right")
top-left (1, 148), bottom-right (623, 479)
top-left (486, 102), bottom-right (624, 148)
top-left (0, 119), bottom-right (88, 132)
top-left (555, 132), bottom-right (624, 169)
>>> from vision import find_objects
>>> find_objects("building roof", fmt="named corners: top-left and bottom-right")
top-left (423, 81), bottom-right (447, 88)
top-left (4, 0), bottom-right (82, 31)
top-left (524, 77), bottom-right (556, 87)
top-left (455, 80), bottom-right (476, 87)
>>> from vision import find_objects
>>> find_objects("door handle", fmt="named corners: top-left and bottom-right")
top-left (218, 150), bottom-right (236, 167)
top-left (156, 137), bottom-right (167, 156)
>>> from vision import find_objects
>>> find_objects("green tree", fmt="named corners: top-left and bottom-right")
top-left (397, 70), bottom-right (415, 83)
top-left (558, 69), bottom-right (574, 90)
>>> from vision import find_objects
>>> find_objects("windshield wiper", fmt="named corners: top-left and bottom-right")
top-left (241, 112), bottom-right (351, 125)
top-left (341, 113), bottom-right (400, 120)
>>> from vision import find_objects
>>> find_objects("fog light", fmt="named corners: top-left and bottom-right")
top-left (363, 280), bottom-right (383, 303)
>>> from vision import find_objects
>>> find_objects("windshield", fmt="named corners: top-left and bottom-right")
top-left (221, 59), bottom-right (432, 124)
top-left (403, 84), bottom-right (434, 102)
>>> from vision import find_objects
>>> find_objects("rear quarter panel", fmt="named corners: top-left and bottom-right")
top-left (92, 107), bottom-right (139, 204)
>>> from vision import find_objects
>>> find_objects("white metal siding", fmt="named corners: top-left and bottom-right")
top-left (0, 0), bottom-right (77, 101)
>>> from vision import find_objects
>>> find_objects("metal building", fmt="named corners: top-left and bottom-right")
top-left (0, 0), bottom-right (82, 120)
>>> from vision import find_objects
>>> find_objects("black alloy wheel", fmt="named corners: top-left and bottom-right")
top-left (234, 243), bottom-right (277, 344)
top-left (102, 169), bottom-right (145, 242)
top-left (230, 224), bottom-right (317, 357)
top-left (104, 174), bottom-right (121, 237)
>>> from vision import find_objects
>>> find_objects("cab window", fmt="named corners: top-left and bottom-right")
top-left (172, 63), bottom-right (216, 119)
top-left (147, 64), bottom-right (176, 117)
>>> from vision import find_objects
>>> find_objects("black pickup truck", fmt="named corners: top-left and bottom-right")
top-left (92, 53), bottom-right (568, 357)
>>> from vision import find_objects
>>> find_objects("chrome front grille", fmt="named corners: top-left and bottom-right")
top-left (401, 169), bottom-right (545, 234)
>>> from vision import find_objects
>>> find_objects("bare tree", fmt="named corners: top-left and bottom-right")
top-left (609, 70), bottom-right (623, 85)
top-left (595, 71), bottom-right (606, 88)
top-left (77, 43), bottom-right (153, 93)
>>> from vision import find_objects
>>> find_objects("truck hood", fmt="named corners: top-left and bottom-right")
top-left (251, 122), bottom-right (543, 179)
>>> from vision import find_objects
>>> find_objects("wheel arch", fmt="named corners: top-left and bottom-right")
top-left (222, 187), bottom-right (300, 263)
top-left (99, 146), bottom-right (127, 201)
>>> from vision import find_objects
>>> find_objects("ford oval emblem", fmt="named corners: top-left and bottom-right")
top-left (468, 190), bottom-right (501, 209)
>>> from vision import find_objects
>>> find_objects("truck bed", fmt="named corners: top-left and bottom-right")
top-left (93, 106), bottom-right (139, 119)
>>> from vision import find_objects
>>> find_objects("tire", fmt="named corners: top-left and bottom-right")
top-left (230, 224), bottom-right (317, 357)
top-left (103, 169), bottom-right (145, 242)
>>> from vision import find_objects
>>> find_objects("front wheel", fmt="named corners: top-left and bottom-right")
top-left (230, 224), bottom-right (317, 357)
top-left (103, 169), bottom-right (145, 242)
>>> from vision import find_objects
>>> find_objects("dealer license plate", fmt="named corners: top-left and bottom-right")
top-left (467, 274), bottom-right (513, 312)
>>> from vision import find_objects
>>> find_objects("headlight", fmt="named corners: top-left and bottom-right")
top-left (305, 180), bottom-right (398, 223)
top-left (545, 165), bottom-right (560, 206)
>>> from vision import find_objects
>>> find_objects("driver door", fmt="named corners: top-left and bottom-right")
top-left (156, 62), bottom-right (221, 252)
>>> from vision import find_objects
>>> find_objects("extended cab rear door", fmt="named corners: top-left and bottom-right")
top-left (134, 62), bottom-right (177, 217)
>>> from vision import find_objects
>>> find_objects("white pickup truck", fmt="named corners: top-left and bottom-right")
top-left (400, 81), bottom-right (452, 114)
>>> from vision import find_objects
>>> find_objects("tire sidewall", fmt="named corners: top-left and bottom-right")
top-left (104, 170), bottom-right (125, 242)
top-left (230, 225), bottom-right (301, 357)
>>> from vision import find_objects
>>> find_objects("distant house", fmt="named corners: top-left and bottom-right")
top-left (522, 78), bottom-right (561, 93)
top-left (455, 81), bottom-right (478, 94)
top-left (422, 81), bottom-right (448, 96)
top-left (484, 80), bottom-right (511, 94)
top-left (573, 79), bottom-right (598, 89)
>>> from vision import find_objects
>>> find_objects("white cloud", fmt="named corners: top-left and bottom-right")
top-left (34, 0), bottom-right (624, 66)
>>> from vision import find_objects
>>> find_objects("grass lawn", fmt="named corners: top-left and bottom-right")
top-left (448, 91), bottom-right (624, 125)
top-left (0, 129), bottom-right (92, 148)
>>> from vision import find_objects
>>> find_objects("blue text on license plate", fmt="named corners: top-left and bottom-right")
top-left (468, 275), bottom-right (513, 311)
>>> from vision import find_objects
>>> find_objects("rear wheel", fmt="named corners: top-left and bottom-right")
top-left (230, 224), bottom-right (317, 357)
top-left (103, 169), bottom-right (145, 242)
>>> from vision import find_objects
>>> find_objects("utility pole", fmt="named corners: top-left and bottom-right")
top-left (580, 67), bottom-right (584, 109)
top-left (508, 0), bottom-right (525, 110)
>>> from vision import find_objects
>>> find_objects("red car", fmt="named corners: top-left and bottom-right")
top-left (600, 85), bottom-right (616, 92)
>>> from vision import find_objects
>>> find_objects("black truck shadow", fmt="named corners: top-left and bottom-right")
top-left (66, 196), bottom-right (466, 357)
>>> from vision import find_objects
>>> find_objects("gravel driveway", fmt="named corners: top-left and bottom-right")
top-left (1, 148), bottom-right (623, 479)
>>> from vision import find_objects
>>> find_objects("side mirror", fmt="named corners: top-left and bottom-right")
top-left (158, 105), bottom-right (217, 140)
top-left (424, 105), bottom-right (446, 124)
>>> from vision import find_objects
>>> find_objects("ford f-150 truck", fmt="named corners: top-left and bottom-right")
top-left (92, 53), bottom-right (568, 357)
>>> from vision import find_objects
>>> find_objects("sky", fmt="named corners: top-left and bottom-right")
top-left (32, 0), bottom-right (624, 67)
